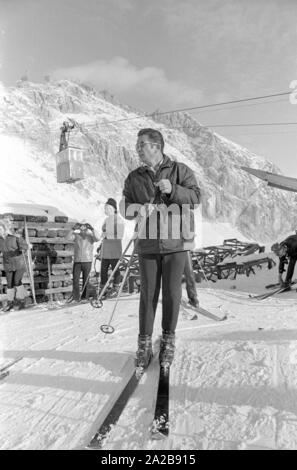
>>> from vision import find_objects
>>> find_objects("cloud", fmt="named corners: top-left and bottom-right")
top-left (147, 0), bottom-right (297, 98)
top-left (51, 57), bottom-right (203, 111)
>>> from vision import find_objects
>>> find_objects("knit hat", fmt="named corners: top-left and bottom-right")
top-left (105, 198), bottom-right (117, 212)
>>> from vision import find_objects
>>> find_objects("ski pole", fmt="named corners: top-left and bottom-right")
top-left (196, 255), bottom-right (209, 284)
top-left (78, 268), bottom-right (93, 302)
top-left (100, 249), bottom-right (138, 334)
top-left (24, 218), bottom-right (37, 305)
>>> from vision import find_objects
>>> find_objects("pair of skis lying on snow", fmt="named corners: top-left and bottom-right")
top-left (249, 280), bottom-right (297, 300)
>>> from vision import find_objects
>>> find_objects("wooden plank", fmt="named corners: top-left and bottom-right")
top-left (47, 274), bottom-right (72, 282)
top-left (45, 286), bottom-right (72, 295)
top-left (28, 238), bottom-right (74, 244)
top-left (52, 263), bottom-right (73, 270)
top-left (1, 214), bottom-right (48, 222)
top-left (12, 222), bottom-right (75, 229)
top-left (32, 250), bottom-right (74, 257)
top-left (1, 277), bottom-right (31, 285)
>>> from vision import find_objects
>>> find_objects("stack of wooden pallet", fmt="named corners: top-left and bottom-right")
top-left (0, 208), bottom-right (76, 306)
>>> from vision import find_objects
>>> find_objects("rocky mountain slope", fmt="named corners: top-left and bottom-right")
top-left (0, 79), bottom-right (296, 243)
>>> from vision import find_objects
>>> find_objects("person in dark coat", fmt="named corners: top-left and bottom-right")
top-left (100, 198), bottom-right (125, 298)
top-left (271, 234), bottom-right (297, 288)
top-left (0, 220), bottom-right (28, 311)
top-left (66, 222), bottom-right (100, 303)
top-left (120, 128), bottom-right (201, 370)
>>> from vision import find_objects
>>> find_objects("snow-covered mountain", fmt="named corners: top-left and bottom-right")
top-left (0, 79), bottom-right (296, 244)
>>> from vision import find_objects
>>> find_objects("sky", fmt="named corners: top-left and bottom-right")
top-left (1, 0), bottom-right (297, 176)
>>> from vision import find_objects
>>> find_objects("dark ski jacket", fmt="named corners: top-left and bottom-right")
top-left (120, 154), bottom-right (201, 255)
top-left (278, 234), bottom-right (297, 273)
top-left (0, 234), bottom-right (28, 271)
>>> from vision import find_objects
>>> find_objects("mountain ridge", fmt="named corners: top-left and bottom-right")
top-left (1, 79), bottom-right (296, 244)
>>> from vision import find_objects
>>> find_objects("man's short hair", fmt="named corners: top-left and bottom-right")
top-left (137, 128), bottom-right (164, 152)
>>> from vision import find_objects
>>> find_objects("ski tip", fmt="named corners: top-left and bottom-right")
top-left (150, 429), bottom-right (169, 440)
top-left (0, 371), bottom-right (10, 381)
top-left (86, 433), bottom-right (105, 450)
top-left (150, 421), bottom-right (169, 440)
top-left (135, 366), bottom-right (145, 379)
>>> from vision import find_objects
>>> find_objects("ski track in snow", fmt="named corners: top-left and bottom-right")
top-left (1, 287), bottom-right (297, 450)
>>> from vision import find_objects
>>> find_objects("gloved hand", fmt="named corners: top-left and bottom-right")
top-left (72, 223), bottom-right (81, 231)
top-left (85, 223), bottom-right (94, 231)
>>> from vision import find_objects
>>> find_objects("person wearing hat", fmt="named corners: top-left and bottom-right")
top-left (100, 198), bottom-right (125, 298)
top-left (120, 128), bottom-right (201, 370)
top-left (271, 233), bottom-right (297, 288)
top-left (0, 219), bottom-right (28, 311)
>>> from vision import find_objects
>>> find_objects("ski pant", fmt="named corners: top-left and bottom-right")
top-left (100, 258), bottom-right (121, 287)
top-left (6, 269), bottom-right (25, 288)
top-left (184, 251), bottom-right (198, 302)
top-left (285, 256), bottom-right (297, 283)
top-left (72, 262), bottom-right (92, 301)
top-left (138, 251), bottom-right (187, 336)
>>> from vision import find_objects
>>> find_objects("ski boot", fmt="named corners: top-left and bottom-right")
top-left (188, 297), bottom-right (199, 308)
top-left (99, 285), bottom-right (109, 300)
top-left (135, 334), bottom-right (153, 376)
top-left (281, 280), bottom-right (292, 291)
top-left (107, 285), bottom-right (120, 299)
top-left (13, 299), bottom-right (26, 311)
top-left (159, 331), bottom-right (175, 370)
top-left (3, 301), bottom-right (14, 313)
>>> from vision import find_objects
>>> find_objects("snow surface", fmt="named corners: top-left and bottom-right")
top-left (1, 263), bottom-right (297, 450)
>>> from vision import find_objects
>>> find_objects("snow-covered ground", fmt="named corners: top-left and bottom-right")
top-left (1, 261), bottom-right (297, 450)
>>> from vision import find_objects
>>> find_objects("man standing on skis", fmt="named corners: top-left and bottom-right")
top-left (271, 233), bottom-right (297, 289)
top-left (120, 128), bottom-right (201, 370)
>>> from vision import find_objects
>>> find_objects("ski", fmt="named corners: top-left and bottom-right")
top-left (87, 349), bottom-right (159, 450)
top-left (46, 300), bottom-right (85, 311)
top-left (0, 371), bottom-right (9, 381)
top-left (180, 298), bottom-right (227, 322)
top-left (249, 285), bottom-right (293, 300)
top-left (251, 280), bottom-right (297, 299)
top-left (151, 366), bottom-right (170, 439)
top-left (0, 356), bottom-right (23, 380)
top-left (265, 283), bottom-right (281, 289)
top-left (87, 369), bottom-right (140, 449)
top-left (0, 356), bottom-right (23, 374)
